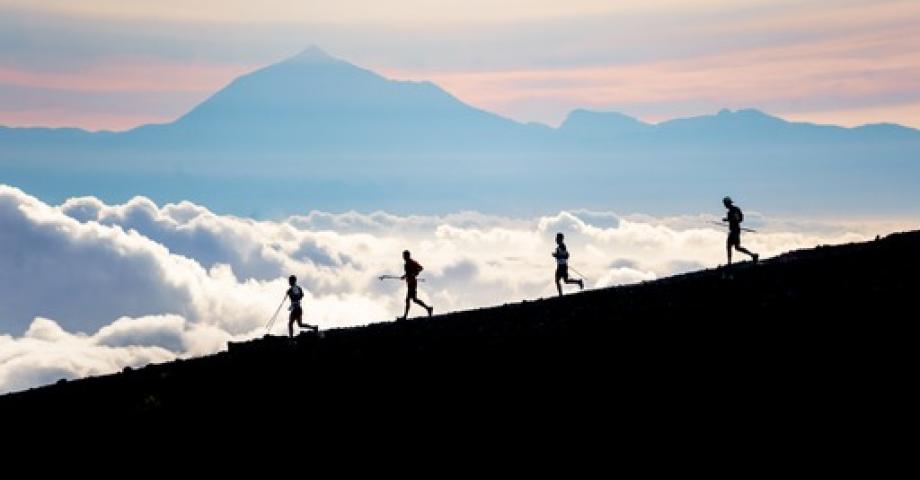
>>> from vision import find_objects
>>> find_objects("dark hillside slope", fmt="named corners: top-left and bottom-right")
top-left (2, 231), bottom-right (916, 425)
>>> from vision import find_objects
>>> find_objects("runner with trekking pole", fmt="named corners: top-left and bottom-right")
top-left (720, 196), bottom-right (759, 265)
top-left (384, 250), bottom-right (433, 320)
top-left (274, 275), bottom-right (318, 337)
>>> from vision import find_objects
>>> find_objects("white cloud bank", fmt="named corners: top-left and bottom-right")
top-left (0, 184), bottom-right (907, 393)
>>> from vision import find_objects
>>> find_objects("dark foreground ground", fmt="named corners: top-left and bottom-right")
top-left (2, 231), bottom-right (916, 442)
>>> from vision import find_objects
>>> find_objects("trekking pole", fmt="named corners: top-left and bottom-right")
top-left (264, 295), bottom-right (287, 334)
top-left (569, 266), bottom-right (588, 282)
top-left (709, 221), bottom-right (757, 233)
top-left (378, 275), bottom-right (426, 282)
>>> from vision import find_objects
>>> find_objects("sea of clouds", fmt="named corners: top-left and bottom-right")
top-left (0, 184), bottom-right (905, 393)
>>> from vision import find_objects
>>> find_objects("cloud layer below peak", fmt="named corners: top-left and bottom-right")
top-left (0, 184), bottom-right (908, 393)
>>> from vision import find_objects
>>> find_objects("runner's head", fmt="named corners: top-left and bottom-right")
top-left (403, 250), bottom-right (411, 261)
top-left (288, 275), bottom-right (296, 286)
top-left (556, 232), bottom-right (564, 244)
top-left (723, 196), bottom-right (733, 208)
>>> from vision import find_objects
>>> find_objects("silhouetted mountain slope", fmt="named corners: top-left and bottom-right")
top-left (2, 230), bottom-right (916, 423)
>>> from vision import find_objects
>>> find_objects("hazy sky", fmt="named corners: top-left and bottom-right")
top-left (1, 0), bottom-right (918, 130)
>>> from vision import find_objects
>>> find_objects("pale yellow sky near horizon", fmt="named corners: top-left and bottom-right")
top-left (0, 0), bottom-right (917, 130)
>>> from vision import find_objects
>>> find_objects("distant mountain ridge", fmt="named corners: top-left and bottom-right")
top-left (1, 46), bottom-right (919, 215)
top-left (143, 47), bottom-right (539, 150)
top-left (2, 47), bottom-right (916, 143)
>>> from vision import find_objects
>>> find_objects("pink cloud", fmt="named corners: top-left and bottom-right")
top-left (0, 58), bottom-right (256, 130)
top-left (380, 19), bottom-right (920, 127)
top-left (0, 58), bottom-right (253, 94)
top-left (784, 101), bottom-right (920, 128)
